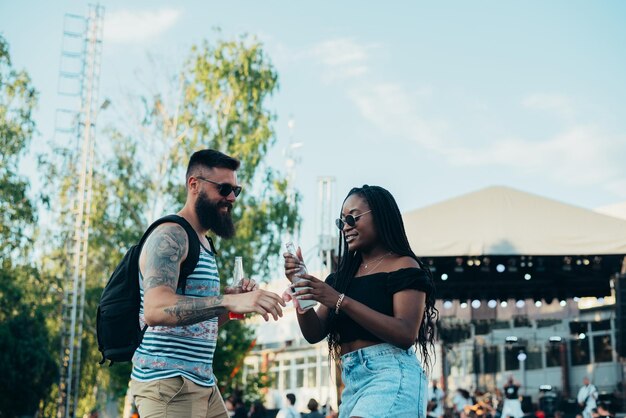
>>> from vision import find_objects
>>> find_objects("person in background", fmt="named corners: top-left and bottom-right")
top-left (303, 398), bottom-right (324, 418)
top-left (577, 377), bottom-right (598, 418)
top-left (452, 388), bottom-right (473, 418)
top-left (248, 400), bottom-right (268, 418)
top-left (428, 379), bottom-right (445, 418)
top-left (276, 393), bottom-right (301, 418)
top-left (501, 375), bottom-right (524, 418)
top-left (283, 185), bottom-right (437, 418)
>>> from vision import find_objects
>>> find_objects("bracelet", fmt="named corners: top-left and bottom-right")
top-left (335, 293), bottom-right (345, 314)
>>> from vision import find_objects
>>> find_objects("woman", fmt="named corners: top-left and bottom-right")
top-left (284, 185), bottom-right (437, 418)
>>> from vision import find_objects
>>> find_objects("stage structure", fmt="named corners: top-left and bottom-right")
top-left (404, 186), bottom-right (626, 303)
top-left (54, 5), bottom-right (105, 418)
top-left (404, 186), bottom-right (626, 398)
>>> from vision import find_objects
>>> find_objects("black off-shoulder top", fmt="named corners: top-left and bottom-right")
top-left (325, 267), bottom-right (433, 344)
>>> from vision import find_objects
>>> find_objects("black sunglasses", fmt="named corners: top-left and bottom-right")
top-left (195, 176), bottom-right (242, 197)
top-left (335, 210), bottom-right (372, 230)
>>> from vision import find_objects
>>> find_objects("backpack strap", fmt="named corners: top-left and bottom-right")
top-left (138, 214), bottom-right (201, 294)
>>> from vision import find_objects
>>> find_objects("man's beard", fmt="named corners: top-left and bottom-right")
top-left (195, 190), bottom-right (235, 239)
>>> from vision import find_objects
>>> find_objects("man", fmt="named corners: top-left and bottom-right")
top-left (577, 377), bottom-right (598, 418)
top-left (428, 379), bottom-right (445, 418)
top-left (130, 149), bottom-right (286, 417)
top-left (502, 375), bottom-right (524, 418)
top-left (302, 398), bottom-right (324, 418)
top-left (277, 393), bottom-right (301, 418)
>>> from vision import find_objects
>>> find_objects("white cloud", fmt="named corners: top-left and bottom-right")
top-left (303, 38), bottom-right (625, 196)
top-left (522, 93), bottom-right (575, 120)
top-left (310, 38), bottom-right (378, 81)
top-left (348, 83), bottom-right (445, 150)
top-left (347, 81), bottom-right (625, 191)
top-left (104, 8), bottom-right (182, 44)
top-left (444, 127), bottom-right (621, 186)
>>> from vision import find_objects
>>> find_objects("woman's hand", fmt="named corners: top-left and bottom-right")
top-left (290, 274), bottom-right (341, 309)
top-left (283, 247), bottom-right (305, 283)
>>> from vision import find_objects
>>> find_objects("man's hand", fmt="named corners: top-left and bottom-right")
top-left (225, 277), bottom-right (258, 294)
top-left (224, 289), bottom-right (286, 322)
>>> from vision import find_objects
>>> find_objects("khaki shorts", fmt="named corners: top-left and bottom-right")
top-left (131, 376), bottom-right (228, 418)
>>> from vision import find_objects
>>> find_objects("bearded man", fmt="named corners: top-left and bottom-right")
top-left (130, 149), bottom-right (285, 418)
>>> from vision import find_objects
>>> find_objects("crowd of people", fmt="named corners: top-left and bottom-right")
top-left (425, 376), bottom-right (619, 418)
top-left (222, 393), bottom-right (335, 418)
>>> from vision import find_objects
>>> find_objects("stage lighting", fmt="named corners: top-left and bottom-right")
top-left (559, 300), bottom-right (567, 307)
top-left (441, 273), bottom-right (448, 281)
top-left (460, 302), bottom-right (468, 309)
top-left (471, 300), bottom-right (481, 309)
top-left (443, 300), bottom-right (453, 309)
top-left (487, 299), bottom-right (497, 308)
top-left (549, 336), bottom-right (562, 343)
top-left (535, 300), bottom-right (542, 307)
top-left (496, 264), bottom-right (505, 273)
top-left (516, 300), bottom-right (525, 308)
top-left (524, 274), bottom-right (532, 280)
top-left (505, 336), bottom-right (518, 343)
top-left (500, 300), bottom-right (508, 308)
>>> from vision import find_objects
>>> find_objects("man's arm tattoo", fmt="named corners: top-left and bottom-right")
top-left (142, 224), bottom-right (188, 291)
top-left (164, 295), bottom-right (228, 326)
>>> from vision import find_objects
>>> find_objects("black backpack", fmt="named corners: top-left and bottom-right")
top-left (96, 214), bottom-right (202, 365)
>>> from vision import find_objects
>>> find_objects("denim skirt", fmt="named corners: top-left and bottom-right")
top-left (339, 343), bottom-right (427, 418)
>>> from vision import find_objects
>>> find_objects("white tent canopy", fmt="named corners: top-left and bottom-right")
top-left (403, 186), bottom-right (626, 257)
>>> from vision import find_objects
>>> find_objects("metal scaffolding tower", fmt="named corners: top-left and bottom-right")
top-left (55, 5), bottom-right (105, 418)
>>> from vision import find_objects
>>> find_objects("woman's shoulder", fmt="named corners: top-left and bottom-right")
top-left (388, 255), bottom-right (420, 270)
top-left (384, 261), bottom-right (433, 294)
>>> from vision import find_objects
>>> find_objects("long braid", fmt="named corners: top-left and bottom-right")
top-left (326, 185), bottom-right (438, 373)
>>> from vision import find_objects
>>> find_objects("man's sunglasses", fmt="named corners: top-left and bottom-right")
top-left (335, 210), bottom-right (372, 230)
top-left (195, 176), bottom-right (242, 197)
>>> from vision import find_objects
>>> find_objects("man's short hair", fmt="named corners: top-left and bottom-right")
top-left (186, 149), bottom-right (240, 180)
top-left (307, 398), bottom-right (319, 411)
top-left (286, 393), bottom-right (296, 406)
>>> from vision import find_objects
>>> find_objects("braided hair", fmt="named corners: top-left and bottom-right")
top-left (326, 185), bottom-right (438, 373)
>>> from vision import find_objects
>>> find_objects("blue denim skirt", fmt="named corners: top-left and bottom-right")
top-left (339, 343), bottom-right (427, 418)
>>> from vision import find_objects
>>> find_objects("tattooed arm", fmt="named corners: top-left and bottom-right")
top-left (141, 223), bottom-right (286, 326)
top-left (139, 222), bottom-right (226, 326)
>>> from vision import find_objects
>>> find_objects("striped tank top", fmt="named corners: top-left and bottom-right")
top-left (131, 245), bottom-right (220, 387)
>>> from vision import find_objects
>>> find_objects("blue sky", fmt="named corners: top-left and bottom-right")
top-left (2, 1), bottom-right (626, 268)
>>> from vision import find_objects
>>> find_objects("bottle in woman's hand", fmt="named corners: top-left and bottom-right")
top-left (285, 242), bottom-right (317, 310)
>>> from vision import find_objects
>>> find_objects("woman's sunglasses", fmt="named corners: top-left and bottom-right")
top-left (335, 210), bottom-right (372, 230)
top-left (195, 176), bottom-right (242, 197)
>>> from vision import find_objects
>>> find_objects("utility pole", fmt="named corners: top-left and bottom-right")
top-left (317, 177), bottom-right (335, 276)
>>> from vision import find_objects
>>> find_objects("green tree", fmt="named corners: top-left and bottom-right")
top-left (0, 34), bottom-right (58, 416)
top-left (43, 34), bottom-right (299, 415)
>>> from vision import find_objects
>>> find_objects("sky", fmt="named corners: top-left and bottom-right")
top-left (2, 1), bottom-right (626, 271)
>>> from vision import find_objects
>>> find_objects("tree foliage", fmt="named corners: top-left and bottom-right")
top-left (0, 34), bottom-right (37, 260)
top-left (0, 34), bottom-right (58, 417)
